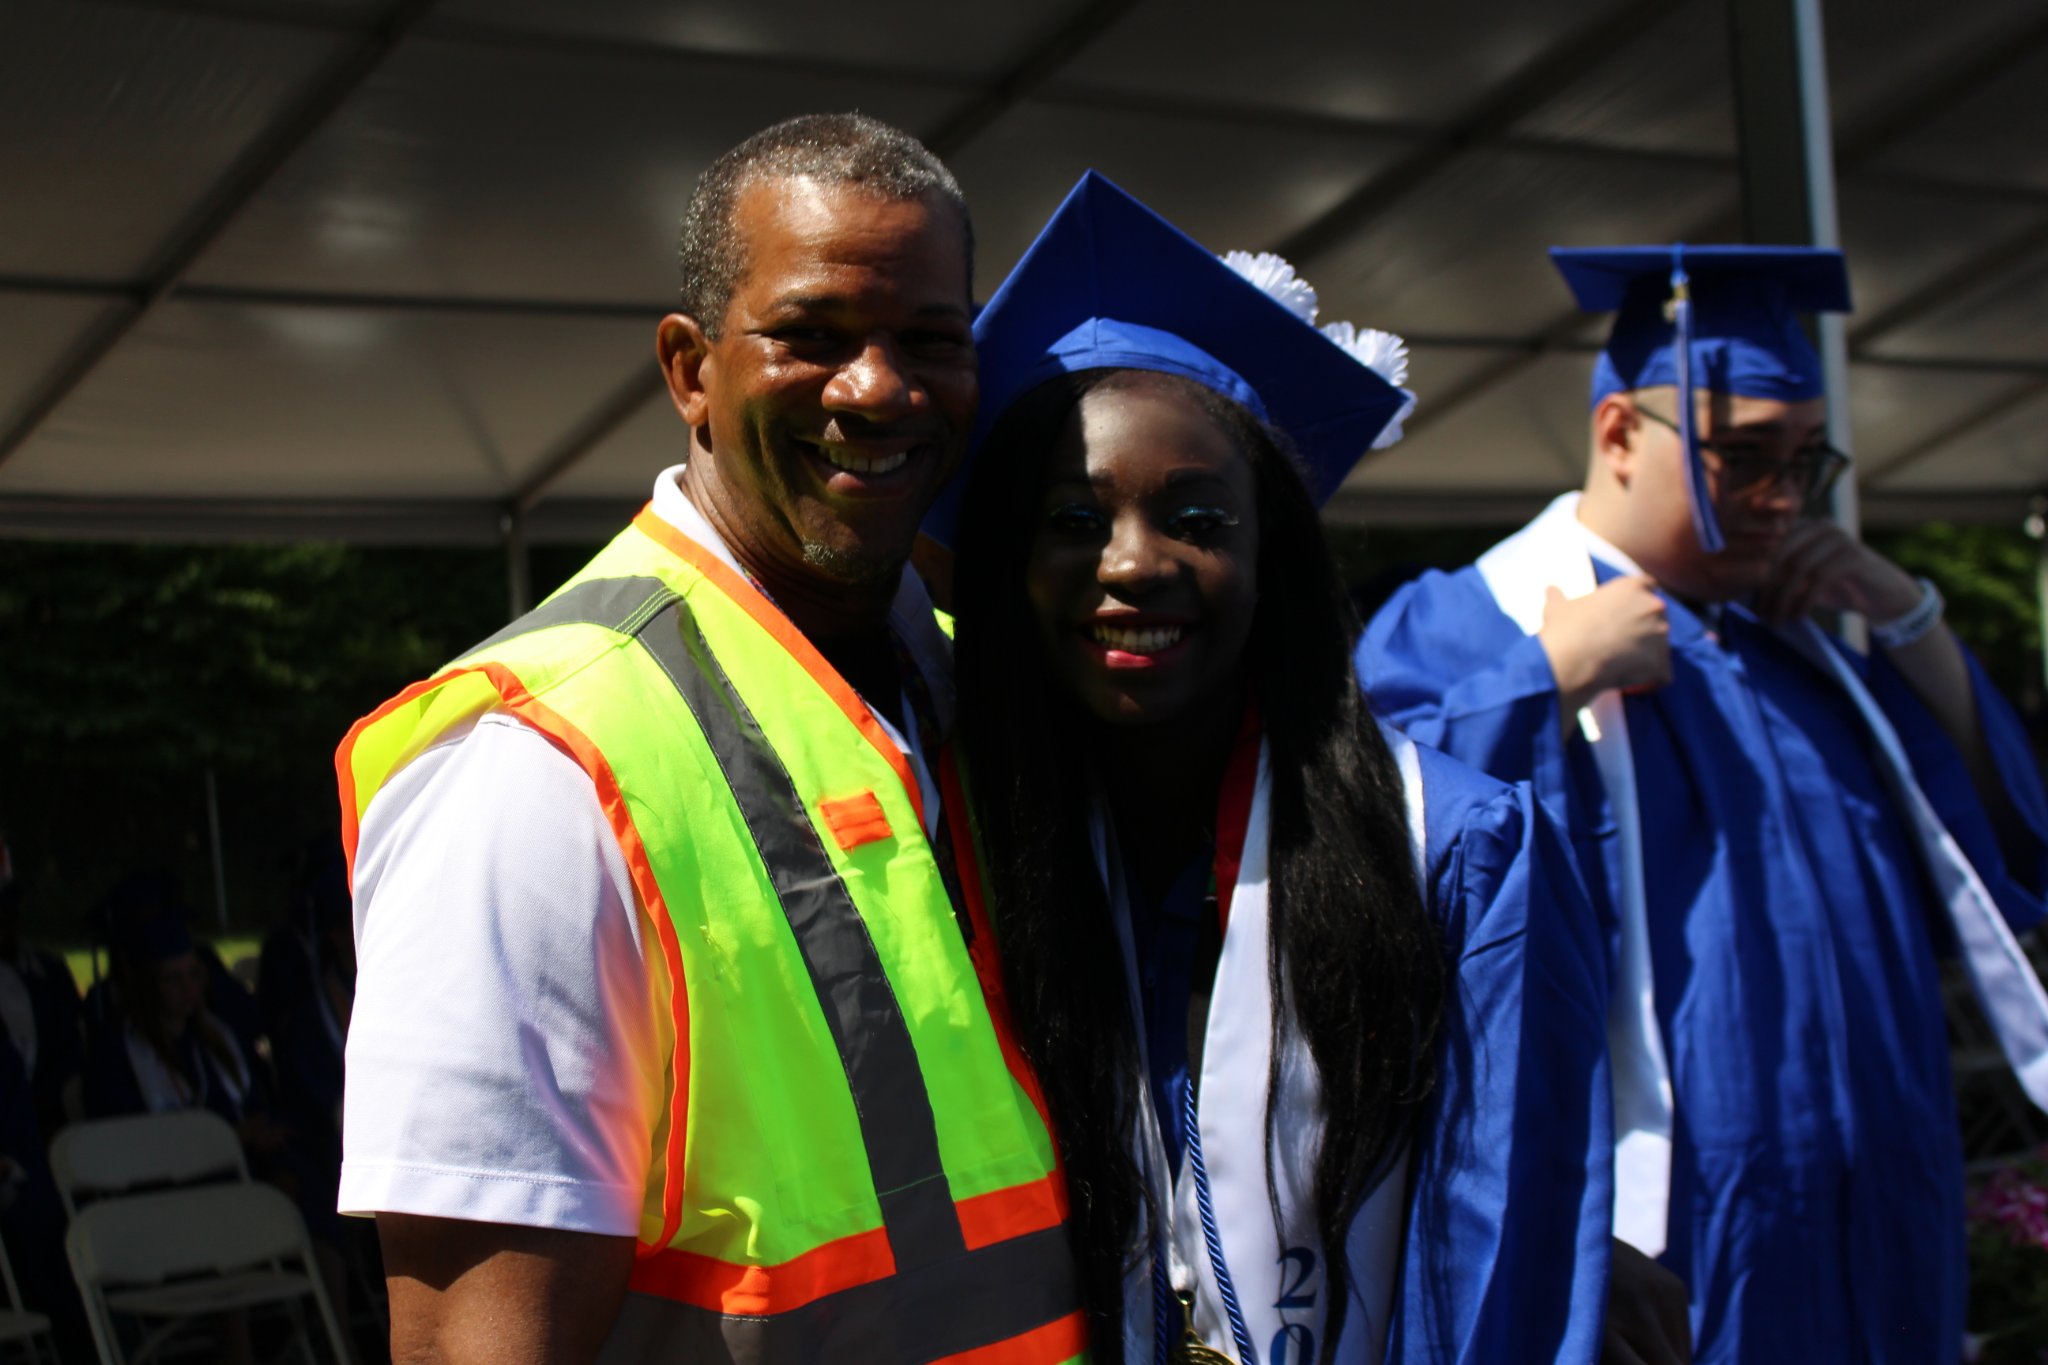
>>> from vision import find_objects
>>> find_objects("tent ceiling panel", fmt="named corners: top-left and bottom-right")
top-left (1846, 363), bottom-right (2022, 474)
top-left (1508, 0), bottom-right (1736, 155)
top-left (430, 0), bottom-right (1079, 77)
top-left (1, 302), bottom-right (647, 498)
top-left (1866, 383), bottom-right (2048, 496)
top-left (1055, 0), bottom-right (1621, 126)
top-left (1823, 0), bottom-right (2041, 142)
top-left (1297, 147), bottom-right (1735, 338)
top-left (0, 0), bottom-right (342, 280)
top-left (950, 101), bottom-right (1413, 289)
top-left (4, 0), bottom-right (2043, 539)
top-left (543, 393), bottom-right (686, 502)
top-left (183, 37), bottom-right (958, 302)
top-left (0, 296), bottom-right (124, 436)
top-left (1401, 346), bottom-right (1548, 414)
top-left (1833, 180), bottom-right (2044, 325)
top-left (1865, 45), bottom-right (2048, 192)
top-left (1862, 248), bottom-right (2048, 365)
top-left (1344, 351), bottom-right (1593, 499)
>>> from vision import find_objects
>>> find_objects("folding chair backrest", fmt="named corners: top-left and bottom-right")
top-left (50, 1110), bottom-right (249, 1215)
top-left (65, 1183), bottom-right (308, 1290)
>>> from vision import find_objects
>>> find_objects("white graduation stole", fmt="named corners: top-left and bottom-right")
top-left (1475, 490), bottom-right (2048, 1258)
top-left (1476, 492), bottom-right (1672, 1257)
top-left (1102, 728), bottom-right (1427, 1364)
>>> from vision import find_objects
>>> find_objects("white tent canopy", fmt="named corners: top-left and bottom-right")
top-left (3, 0), bottom-right (2044, 550)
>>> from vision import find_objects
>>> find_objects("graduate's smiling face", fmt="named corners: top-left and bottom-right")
top-left (1024, 377), bottom-right (1260, 730)
top-left (1605, 385), bottom-right (1827, 602)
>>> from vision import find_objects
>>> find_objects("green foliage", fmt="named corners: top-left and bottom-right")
top-left (0, 520), bottom-right (2037, 937)
top-left (1869, 523), bottom-right (2043, 712)
top-left (0, 539), bottom-right (596, 934)
top-left (0, 541), bottom-right (508, 770)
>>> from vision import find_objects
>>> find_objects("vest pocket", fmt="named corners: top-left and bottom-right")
top-left (818, 791), bottom-right (893, 851)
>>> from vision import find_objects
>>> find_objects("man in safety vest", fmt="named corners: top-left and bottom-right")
top-left (337, 113), bottom-right (1086, 1363)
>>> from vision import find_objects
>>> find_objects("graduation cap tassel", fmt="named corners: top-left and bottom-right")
top-left (1669, 245), bottom-right (1726, 553)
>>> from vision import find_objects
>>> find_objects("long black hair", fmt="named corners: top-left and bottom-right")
top-left (952, 369), bottom-right (1447, 1362)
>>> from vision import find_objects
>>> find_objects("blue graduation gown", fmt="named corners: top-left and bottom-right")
top-left (1393, 742), bottom-right (1614, 1363)
top-left (1358, 560), bottom-right (2048, 1364)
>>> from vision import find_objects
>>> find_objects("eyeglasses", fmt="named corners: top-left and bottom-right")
top-left (1635, 405), bottom-right (1851, 502)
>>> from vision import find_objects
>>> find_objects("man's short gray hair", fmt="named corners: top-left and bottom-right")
top-left (677, 113), bottom-right (972, 336)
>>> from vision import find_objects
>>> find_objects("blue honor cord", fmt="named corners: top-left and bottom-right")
top-left (1669, 245), bottom-right (1726, 554)
top-left (1152, 1071), bottom-right (1258, 1363)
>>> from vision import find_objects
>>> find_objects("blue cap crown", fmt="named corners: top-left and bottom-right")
top-left (1553, 244), bottom-right (1851, 407)
top-left (924, 172), bottom-right (1411, 548)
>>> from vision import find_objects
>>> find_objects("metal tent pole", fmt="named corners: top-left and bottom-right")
top-left (1729, 0), bottom-right (1861, 641)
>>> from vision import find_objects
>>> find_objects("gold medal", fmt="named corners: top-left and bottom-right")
top-left (1171, 1290), bottom-right (1238, 1365)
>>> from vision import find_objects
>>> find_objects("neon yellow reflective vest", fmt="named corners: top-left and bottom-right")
top-left (338, 508), bottom-right (1086, 1364)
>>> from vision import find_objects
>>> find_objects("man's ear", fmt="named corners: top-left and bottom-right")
top-left (1591, 393), bottom-right (1639, 489)
top-left (656, 314), bottom-right (714, 430)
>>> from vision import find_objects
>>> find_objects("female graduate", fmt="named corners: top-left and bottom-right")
top-left (939, 174), bottom-right (1618, 1363)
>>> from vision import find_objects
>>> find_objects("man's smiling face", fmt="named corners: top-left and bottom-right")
top-left (665, 175), bottom-right (976, 587)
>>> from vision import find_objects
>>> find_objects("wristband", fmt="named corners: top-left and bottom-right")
top-left (1870, 576), bottom-right (1943, 651)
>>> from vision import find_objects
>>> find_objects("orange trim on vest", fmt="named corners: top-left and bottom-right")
top-left (956, 1174), bottom-right (1069, 1252)
top-left (939, 745), bottom-right (1057, 1139)
top-left (929, 1308), bottom-right (1091, 1365)
top-left (333, 661), bottom-right (694, 1254)
top-left (335, 666), bottom-right (484, 886)
top-left (818, 790), bottom-right (893, 851)
top-left (631, 506), bottom-right (927, 831)
top-left (626, 1224), bottom-right (895, 1315)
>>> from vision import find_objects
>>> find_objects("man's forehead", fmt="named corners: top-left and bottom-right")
top-left (730, 176), bottom-right (966, 294)
top-left (1636, 385), bottom-right (1828, 430)
top-left (735, 174), bottom-right (958, 249)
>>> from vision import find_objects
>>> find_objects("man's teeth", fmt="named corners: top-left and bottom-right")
top-left (820, 447), bottom-right (909, 475)
top-left (1091, 624), bottom-right (1184, 654)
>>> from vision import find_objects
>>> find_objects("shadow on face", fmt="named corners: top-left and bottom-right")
top-left (1022, 377), bottom-right (1260, 733)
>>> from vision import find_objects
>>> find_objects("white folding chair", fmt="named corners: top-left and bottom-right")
top-left (66, 1182), bottom-right (347, 1365)
top-left (0, 1228), bottom-right (54, 1365)
top-left (48, 1112), bottom-right (247, 1217)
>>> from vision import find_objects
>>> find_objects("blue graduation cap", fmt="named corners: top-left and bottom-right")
top-left (1551, 243), bottom-right (1852, 552)
top-left (923, 171), bottom-right (1412, 548)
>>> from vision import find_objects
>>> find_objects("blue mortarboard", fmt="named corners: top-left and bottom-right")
top-left (1551, 243), bottom-right (1852, 552)
top-left (924, 172), bottom-right (1412, 548)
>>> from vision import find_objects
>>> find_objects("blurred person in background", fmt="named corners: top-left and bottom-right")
top-left (0, 831), bottom-right (93, 1356)
top-left (83, 869), bottom-right (263, 1067)
top-left (0, 829), bottom-right (84, 1136)
top-left (260, 840), bottom-right (353, 1147)
top-left (1358, 246), bottom-right (2048, 1363)
top-left (83, 913), bottom-right (279, 1140)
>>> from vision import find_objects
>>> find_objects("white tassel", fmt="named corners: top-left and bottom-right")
top-left (1221, 250), bottom-right (1319, 323)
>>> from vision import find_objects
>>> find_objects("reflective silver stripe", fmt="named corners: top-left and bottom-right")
top-left (634, 599), bottom-right (966, 1269)
top-left (604, 1225), bottom-right (1081, 1365)
top-left (455, 574), bottom-right (676, 661)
